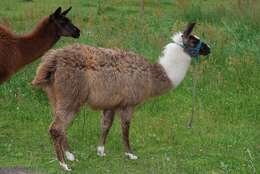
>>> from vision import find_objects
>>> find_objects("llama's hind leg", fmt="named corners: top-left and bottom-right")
top-left (49, 116), bottom-right (69, 171)
top-left (55, 111), bottom-right (76, 162)
top-left (49, 67), bottom-right (87, 170)
top-left (49, 106), bottom-right (79, 171)
top-left (45, 86), bottom-right (75, 161)
top-left (97, 109), bottom-right (115, 157)
top-left (62, 136), bottom-right (75, 161)
top-left (119, 107), bottom-right (138, 160)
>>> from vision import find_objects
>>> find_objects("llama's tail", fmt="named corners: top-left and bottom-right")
top-left (32, 56), bottom-right (57, 87)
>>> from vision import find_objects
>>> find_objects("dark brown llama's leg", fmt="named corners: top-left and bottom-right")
top-left (97, 109), bottom-right (115, 157)
top-left (119, 107), bottom-right (138, 160)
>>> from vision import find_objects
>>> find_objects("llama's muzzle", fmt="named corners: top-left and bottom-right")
top-left (72, 27), bottom-right (80, 38)
top-left (199, 42), bottom-right (210, 56)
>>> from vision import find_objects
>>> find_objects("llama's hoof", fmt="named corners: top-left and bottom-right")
top-left (97, 146), bottom-right (106, 157)
top-left (65, 151), bottom-right (75, 161)
top-left (125, 152), bottom-right (138, 160)
top-left (59, 161), bottom-right (71, 171)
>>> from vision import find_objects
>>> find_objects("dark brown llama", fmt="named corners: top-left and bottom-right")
top-left (0, 7), bottom-right (80, 84)
top-left (32, 23), bottom-right (210, 171)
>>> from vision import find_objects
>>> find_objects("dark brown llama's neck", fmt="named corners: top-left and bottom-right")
top-left (149, 63), bottom-right (173, 97)
top-left (16, 17), bottom-right (60, 69)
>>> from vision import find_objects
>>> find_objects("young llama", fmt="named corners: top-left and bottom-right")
top-left (32, 22), bottom-right (210, 171)
top-left (0, 7), bottom-right (80, 84)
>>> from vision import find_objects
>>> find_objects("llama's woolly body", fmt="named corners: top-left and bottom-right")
top-left (33, 41), bottom-right (181, 110)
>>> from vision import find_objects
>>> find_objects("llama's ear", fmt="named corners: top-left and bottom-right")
top-left (183, 22), bottom-right (196, 38)
top-left (53, 7), bottom-right (62, 17)
top-left (61, 7), bottom-right (72, 16)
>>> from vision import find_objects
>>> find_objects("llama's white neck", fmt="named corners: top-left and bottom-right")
top-left (159, 32), bottom-right (191, 88)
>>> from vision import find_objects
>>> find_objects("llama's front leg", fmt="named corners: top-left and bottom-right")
top-left (97, 109), bottom-right (115, 157)
top-left (119, 107), bottom-right (138, 160)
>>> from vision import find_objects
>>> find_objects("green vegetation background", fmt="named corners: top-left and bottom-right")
top-left (0, 0), bottom-right (259, 173)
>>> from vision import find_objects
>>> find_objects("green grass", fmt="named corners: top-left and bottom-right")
top-left (0, 0), bottom-right (259, 173)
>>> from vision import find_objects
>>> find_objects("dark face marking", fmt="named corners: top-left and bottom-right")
top-left (186, 35), bottom-right (200, 48)
top-left (50, 7), bottom-right (80, 38)
top-left (199, 42), bottom-right (210, 56)
top-left (183, 34), bottom-right (210, 56)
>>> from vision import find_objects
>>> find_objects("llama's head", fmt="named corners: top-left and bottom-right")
top-left (181, 22), bottom-right (210, 57)
top-left (49, 7), bottom-right (80, 38)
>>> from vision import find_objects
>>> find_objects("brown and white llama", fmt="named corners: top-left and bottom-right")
top-left (32, 22), bottom-right (210, 171)
top-left (0, 7), bottom-right (80, 84)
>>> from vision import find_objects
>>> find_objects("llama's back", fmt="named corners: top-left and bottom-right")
top-left (80, 45), bottom-right (153, 108)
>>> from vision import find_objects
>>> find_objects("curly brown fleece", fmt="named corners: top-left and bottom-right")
top-left (33, 44), bottom-right (172, 109)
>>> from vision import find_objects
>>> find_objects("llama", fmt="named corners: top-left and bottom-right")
top-left (32, 22), bottom-right (210, 171)
top-left (0, 7), bottom-right (80, 84)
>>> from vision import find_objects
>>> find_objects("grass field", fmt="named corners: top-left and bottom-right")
top-left (0, 0), bottom-right (259, 173)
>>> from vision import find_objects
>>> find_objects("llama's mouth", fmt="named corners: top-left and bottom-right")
top-left (72, 27), bottom-right (80, 38)
top-left (73, 32), bottom-right (80, 38)
top-left (200, 43), bottom-right (211, 56)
